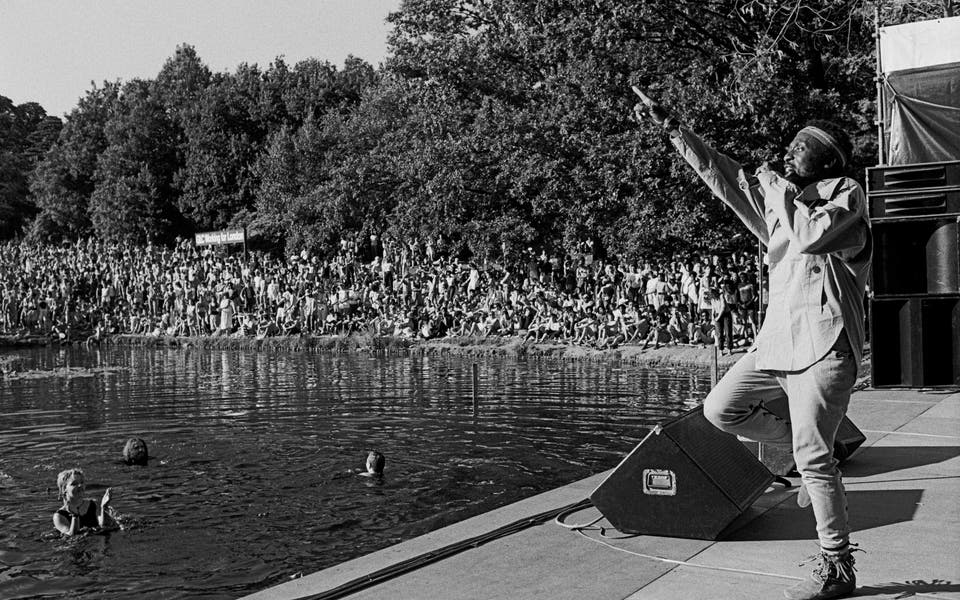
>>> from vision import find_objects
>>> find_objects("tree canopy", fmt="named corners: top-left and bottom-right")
top-left (1, 96), bottom-right (61, 239)
top-left (3, 2), bottom-right (947, 256)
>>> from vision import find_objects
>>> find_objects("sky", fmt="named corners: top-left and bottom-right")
top-left (1, 0), bottom-right (401, 118)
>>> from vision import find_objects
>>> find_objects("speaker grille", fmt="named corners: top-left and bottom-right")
top-left (868, 161), bottom-right (960, 194)
top-left (665, 410), bottom-right (773, 510)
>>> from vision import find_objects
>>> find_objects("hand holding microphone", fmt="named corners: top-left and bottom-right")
top-left (631, 85), bottom-right (676, 131)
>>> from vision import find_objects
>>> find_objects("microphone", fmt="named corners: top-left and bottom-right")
top-left (630, 85), bottom-right (679, 132)
top-left (630, 85), bottom-right (656, 107)
top-left (738, 171), bottom-right (764, 211)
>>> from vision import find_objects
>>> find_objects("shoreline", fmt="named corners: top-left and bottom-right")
top-left (2, 332), bottom-right (742, 369)
top-left (0, 333), bottom-right (873, 386)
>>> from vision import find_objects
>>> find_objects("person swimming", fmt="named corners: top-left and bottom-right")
top-left (52, 468), bottom-right (115, 536)
top-left (122, 438), bottom-right (149, 466)
top-left (358, 451), bottom-right (385, 478)
top-left (329, 451), bottom-right (386, 481)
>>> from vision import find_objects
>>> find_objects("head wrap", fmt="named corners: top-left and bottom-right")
top-left (798, 126), bottom-right (849, 168)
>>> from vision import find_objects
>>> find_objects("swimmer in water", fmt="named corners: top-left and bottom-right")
top-left (122, 437), bottom-right (149, 466)
top-left (52, 468), bottom-right (115, 536)
top-left (357, 451), bottom-right (385, 478)
top-left (331, 451), bottom-right (386, 480)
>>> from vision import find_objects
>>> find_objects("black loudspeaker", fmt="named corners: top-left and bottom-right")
top-left (867, 162), bottom-right (960, 388)
top-left (871, 295), bottom-right (960, 387)
top-left (872, 218), bottom-right (960, 296)
top-left (589, 407), bottom-right (774, 540)
top-left (739, 398), bottom-right (867, 476)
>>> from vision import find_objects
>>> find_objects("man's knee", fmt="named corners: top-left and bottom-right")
top-left (792, 439), bottom-right (837, 476)
top-left (702, 392), bottom-right (734, 432)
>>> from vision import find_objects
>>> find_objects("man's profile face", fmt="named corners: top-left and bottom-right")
top-left (783, 131), bottom-right (834, 185)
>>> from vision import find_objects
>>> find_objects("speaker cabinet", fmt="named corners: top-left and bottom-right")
top-left (739, 398), bottom-right (867, 476)
top-left (589, 407), bottom-right (773, 540)
top-left (871, 295), bottom-right (960, 387)
top-left (869, 190), bottom-right (960, 220)
top-left (867, 160), bottom-right (960, 197)
top-left (868, 161), bottom-right (960, 389)
top-left (872, 218), bottom-right (960, 296)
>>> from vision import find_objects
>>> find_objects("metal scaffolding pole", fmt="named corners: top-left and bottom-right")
top-left (874, 2), bottom-right (886, 166)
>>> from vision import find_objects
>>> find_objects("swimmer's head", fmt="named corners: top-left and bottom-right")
top-left (57, 468), bottom-right (84, 500)
top-left (122, 438), bottom-right (149, 466)
top-left (366, 451), bottom-right (385, 475)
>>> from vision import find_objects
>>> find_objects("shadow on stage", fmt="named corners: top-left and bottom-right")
top-left (723, 488), bottom-right (924, 542)
top-left (840, 445), bottom-right (960, 478)
top-left (856, 579), bottom-right (960, 597)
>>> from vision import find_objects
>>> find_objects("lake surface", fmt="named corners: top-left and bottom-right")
top-left (0, 345), bottom-right (710, 599)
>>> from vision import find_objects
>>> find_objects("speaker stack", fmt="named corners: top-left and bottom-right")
top-left (590, 407), bottom-right (773, 540)
top-left (867, 160), bottom-right (960, 387)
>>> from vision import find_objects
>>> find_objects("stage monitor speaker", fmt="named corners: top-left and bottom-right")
top-left (589, 407), bottom-right (774, 540)
top-left (738, 397), bottom-right (867, 476)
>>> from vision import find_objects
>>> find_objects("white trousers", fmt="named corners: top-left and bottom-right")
top-left (703, 332), bottom-right (858, 549)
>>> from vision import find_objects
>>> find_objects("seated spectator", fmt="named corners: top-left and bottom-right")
top-left (257, 317), bottom-right (281, 339)
top-left (641, 307), bottom-right (673, 350)
top-left (282, 313), bottom-right (300, 336)
top-left (236, 313), bottom-right (256, 337)
top-left (667, 307), bottom-right (689, 344)
top-left (688, 314), bottom-right (715, 347)
top-left (573, 311), bottom-right (600, 346)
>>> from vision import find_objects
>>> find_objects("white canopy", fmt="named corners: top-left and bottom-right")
top-left (879, 16), bottom-right (960, 73)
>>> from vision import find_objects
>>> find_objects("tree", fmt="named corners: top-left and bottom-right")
top-left (252, 58), bottom-right (381, 254)
top-left (17, 3), bottom-right (923, 254)
top-left (173, 71), bottom-right (267, 231)
top-left (28, 83), bottom-right (118, 241)
top-left (0, 96), bottom-right (62, 239)
top-left (374, 1), bottom-right (886, 257)
top-left (154, 44), bottom-right (212, 113)
top-left (89, 79), bottom-right (182, 243)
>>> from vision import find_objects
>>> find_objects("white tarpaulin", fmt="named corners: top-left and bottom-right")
top-left (879, 16), bottom-right (960, 73)
top-left (879, 17), bottom-right (960, 164)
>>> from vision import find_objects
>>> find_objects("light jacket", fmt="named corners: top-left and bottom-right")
top-left (670, 127), bottom-right (871, 371)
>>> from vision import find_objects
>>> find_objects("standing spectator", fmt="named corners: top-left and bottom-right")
top-left (680, 263), bottom-right (699, 322)
top-left (710, 288), bottom-right (733, 355)
top-left (218, 293), bottom-right (236, 335)
top-left (721, 272), bottom-right (740, 345)
top-left (737, 273), bottom-right (759, 345)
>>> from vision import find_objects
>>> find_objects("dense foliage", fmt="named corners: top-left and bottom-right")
top-left (1, 1), bottom-right (949, 257)
top-left (1, 97), bottom-right (62, 239)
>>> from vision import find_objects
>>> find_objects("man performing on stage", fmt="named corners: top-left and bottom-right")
top-left (635, 98), bottom-right (871, 600)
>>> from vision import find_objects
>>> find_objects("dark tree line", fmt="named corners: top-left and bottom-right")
top-left (1, 1), bottom-right (946, 259)
top-left (1, 97), bottom-right (62, 239)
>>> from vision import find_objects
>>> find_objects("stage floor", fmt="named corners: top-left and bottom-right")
top-left (245, 386), bottom-right (960, 600)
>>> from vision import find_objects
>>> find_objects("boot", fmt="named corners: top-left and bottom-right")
top-left (784, 547), bottom-right (859, 600)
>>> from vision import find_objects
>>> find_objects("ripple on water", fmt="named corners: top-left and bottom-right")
top-left (0, 345), bottom-right (709, 599)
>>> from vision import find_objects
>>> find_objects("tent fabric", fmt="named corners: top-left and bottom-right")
top-left (879, 16), bottom-right (960, 73)
top-left (883, 62), bottom-right (960, 165)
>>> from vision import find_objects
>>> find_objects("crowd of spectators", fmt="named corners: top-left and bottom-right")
top-left (0, 235), bottom-right (767, 353)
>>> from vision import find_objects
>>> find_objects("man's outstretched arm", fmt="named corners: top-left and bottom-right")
top-left (633, 100), bottom-right (768, 244)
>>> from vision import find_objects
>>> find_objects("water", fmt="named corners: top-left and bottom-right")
top-left (0, 345), bottom-right (710, 599)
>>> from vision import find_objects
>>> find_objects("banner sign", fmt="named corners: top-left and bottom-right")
top-left (195, 228), bottom-right (246, 247)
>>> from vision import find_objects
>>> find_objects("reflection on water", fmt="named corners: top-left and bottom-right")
top-left (0, 346), bottom-right (709, 599)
